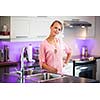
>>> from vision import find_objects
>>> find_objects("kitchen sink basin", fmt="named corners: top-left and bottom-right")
top-left (25, 72), bottom-right (63, 83)
top-left (24, 68), bottom-right (47, 75)
top-left (4, 68), bottom-right (63, 83)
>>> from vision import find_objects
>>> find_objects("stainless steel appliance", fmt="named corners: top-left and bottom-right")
top-left (73, 59), bottom-right (96, 79)
top-left (64, 19), bottom-right (92, 28)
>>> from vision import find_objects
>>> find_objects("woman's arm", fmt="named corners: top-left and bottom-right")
top-left (64, 52), bottom-right (72, 64)
top-left (42, 63), bottom-right (58, 73)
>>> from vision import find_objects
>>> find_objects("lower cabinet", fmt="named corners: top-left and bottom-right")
top-left (73, 60), bottom-right (97, 79)
top-left (96, 59), bottom-right (100, 81)
top-left (62, 62), bottom-right (73, 76)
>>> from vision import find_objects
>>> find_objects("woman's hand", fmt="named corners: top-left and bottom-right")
top-left (48, 67), bottom-right (58, 74)
top-left (42, 63), bottom-right (58, 73)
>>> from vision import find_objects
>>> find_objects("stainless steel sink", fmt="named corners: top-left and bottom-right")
top-left (25, 72), bottom-right (63, 83)
top-left (24, 68), bottom-right (47, 75)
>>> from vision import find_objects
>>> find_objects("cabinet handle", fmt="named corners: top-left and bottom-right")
top-left (16, 36), bottom-right (28, 38)
top-left (37, 36), bottom-right (46, 38)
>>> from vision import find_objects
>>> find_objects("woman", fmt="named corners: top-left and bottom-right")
top-left (39, 20), bottom-right (72, 74)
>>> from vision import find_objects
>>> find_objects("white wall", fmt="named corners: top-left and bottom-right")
top-left (95, 16), bottom-right (100, 81)
top-left (92, 17), bottom-right (100, 55)
top-left (63, 28), bottom-right (80, 55)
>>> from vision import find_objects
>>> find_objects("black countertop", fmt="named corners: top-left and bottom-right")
top-left (71, 55), bottom-right (100, 61)
top-left (41, 75), bottom-right (99, 83)
top-left (0, 57), bottom-right (99, 83)
top-left (0, 61), bottom-right (18, 67)
top-left (1, 73), bottom-right (99, 83)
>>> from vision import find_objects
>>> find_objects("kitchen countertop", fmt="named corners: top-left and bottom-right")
top-left (71, 55), bottom-right (100, 61)
top-left (41, 75), bottom-right (99, 83)
top-left (1, 73), bottom-right (99, 83)
top-left (0, 61), bottom-right (18, 67)
top-left (0, 57), bottom-right (99, 83)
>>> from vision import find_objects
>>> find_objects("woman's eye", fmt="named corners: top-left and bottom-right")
top-left (55, 27), bottom-right (57, 29)
top-left (58, 29), bottom-right (61, 31)
top-left (55, 27), bottom-right (61, 31)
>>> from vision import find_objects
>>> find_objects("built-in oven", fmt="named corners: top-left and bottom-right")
top-left (73, 59), bottom-right (96, 79)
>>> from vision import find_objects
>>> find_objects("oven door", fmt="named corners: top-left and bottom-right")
top-left (73, 59), bottom-right (96, 79)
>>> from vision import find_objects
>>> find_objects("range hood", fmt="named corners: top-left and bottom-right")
top-left (64, 20), bottom-right (92, 27)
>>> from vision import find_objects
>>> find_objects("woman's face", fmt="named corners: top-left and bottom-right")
top-left (50, 22), bottom-right (62, 37)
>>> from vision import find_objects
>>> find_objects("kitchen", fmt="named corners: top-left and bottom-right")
top-left (0, 16), bottom-right (100, 83)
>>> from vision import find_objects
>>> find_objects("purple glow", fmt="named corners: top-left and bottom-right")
top-left (0, 41), bottom-right (41, 61)
top-left (76, 38), bottom-right (96, 55)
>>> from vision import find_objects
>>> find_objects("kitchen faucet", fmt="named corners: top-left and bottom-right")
top-left (4, 47), bottom-right (35, 83)
top-left (18, 47), bottom-right (35, 83)
top-left (19, 47), bottom-right (26, 83)
top-left (14, 47), bottom-right (27, 83)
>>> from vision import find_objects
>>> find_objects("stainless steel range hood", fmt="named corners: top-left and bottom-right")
top-left (64, 20), bottom-right (92, 27)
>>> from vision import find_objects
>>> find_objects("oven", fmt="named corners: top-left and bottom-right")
top-left (73, 59), bottom-right (96, 79)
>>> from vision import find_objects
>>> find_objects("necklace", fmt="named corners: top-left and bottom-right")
top-left (54, 48), bottom-right (57, 54)
top-left (47, 37), bottom-right (58, 54)
top-left (53, 39), bottom-right (58, 54)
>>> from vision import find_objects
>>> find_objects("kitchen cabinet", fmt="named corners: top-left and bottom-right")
top-left (0, 16), bottom-right (10, 40)
top-left (11, 16), bottom-right (30, 39)
top-left (1, 16), bottom-right (56, 41)
top-left (62, 62), bottom-right (73, 76)
top-left (29, 17), bottom-right (52, 41)
top-left (96, 59), bottom-right (100, 81)
top-left (29, 16), bottom-right (63, 41)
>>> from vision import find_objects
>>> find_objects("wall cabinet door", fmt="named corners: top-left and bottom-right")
top-left (11, 16), bottom-right (30, 39)
top-left (11, 16), bottom-right (54, 41)
top-left (29, 17), bottom-right (51, 41)
top-left (0, 16), bottom-right (10, 40)
top-left (29, 16), bottom-right (63, 41)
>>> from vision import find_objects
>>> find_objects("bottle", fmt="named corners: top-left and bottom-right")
top-left (23, 47), bottom-right (29, 62)
top-left (85, 47), bottom-right (88, 57)
top-left (81, 46), bottom-right (85, 57)
top-left (0, 49), bottom-right (2, 62)
top-left (0, 49), bottom-right (4, 62)
top-left (4, 45), bottom-right (9, 62)
top-left (2, 25), bottom-right (9, 35)
top-left (27, 44), bottom-right (32, 62)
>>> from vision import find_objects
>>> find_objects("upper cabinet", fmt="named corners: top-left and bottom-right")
top-left (0, 16), bottom-right (10, 40)
top-left (11, 16), bottom-right (30, 39)
top-left (29, 16), bottom-right (63, 41)
top-left (0, 16), bottom-right (56, 41)
top-left (29, 17), bottom-right (52, 41)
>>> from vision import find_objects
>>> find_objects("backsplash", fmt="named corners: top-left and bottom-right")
top-left (0, 41), bottom-right (41, 62)
top-left (0, 37), bottom-right (96, 62)
top-left (63, 27), bottom-right (96, 56)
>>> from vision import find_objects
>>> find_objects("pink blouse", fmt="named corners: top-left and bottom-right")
top-left (39, 38), bottom-right (72, 74)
